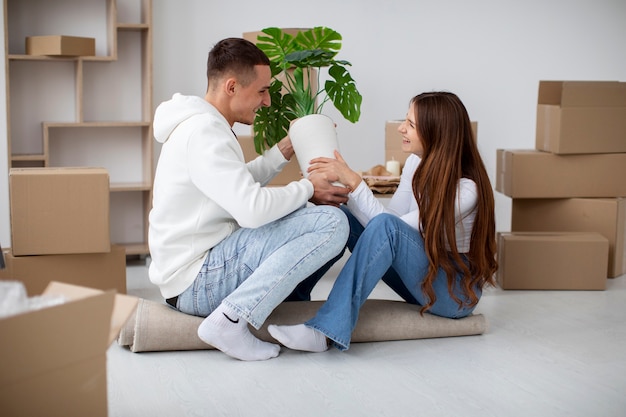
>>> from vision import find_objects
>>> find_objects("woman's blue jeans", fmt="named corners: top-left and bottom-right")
top-left (305, 209), bottom-right (480, 351)
top-left (176, 205), bottom-right (348, 330)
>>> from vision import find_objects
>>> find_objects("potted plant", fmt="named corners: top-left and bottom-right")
top-left (251, 27), bottom-right (362, 176)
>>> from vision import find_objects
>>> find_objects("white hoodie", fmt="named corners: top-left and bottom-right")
top-left (148, 94), bottom-right (314, 298)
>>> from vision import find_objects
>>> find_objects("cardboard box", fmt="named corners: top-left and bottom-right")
top-left (535, 81), bottom-right (626, 154)
top-left (243, 28), bottom-right (311, 44)
top-left (0, 245), bottom-right (127, 294)
top-left (9, 167), bottom-right (110, 256)
top-left (385, 121), bottom-right (477, 169)
top-left (496, 232), bottom-right (608, 290)
top-left (496, 149), bottom-right (626, 198)
top-left (511, 198), bottom-right (626, 278)
top-left (0, 281), bottom-right (138, 417)
top-left (239, 135), bottom-right (303, 186)
top-left (25, 35), bottom-right (96, 56)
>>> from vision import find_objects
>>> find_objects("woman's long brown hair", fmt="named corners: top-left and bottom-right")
top-left (410, 92), bottom-right (497, 314)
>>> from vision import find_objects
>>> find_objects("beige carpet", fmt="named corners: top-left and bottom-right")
top-left (118, 299), bottom-right (488, 353)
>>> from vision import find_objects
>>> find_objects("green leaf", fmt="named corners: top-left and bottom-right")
top-left (256, 27), bottom-right (298, 72)
top-left (294, 27), bottom-right (342, 56)
top-left (325, 64), bottom-right (362, 123)
top-left (285, 49), bottom-right (337, 68)
top-left (289, 68), bottom-right (317, 117)
top-left (253, 80), bottom-right (291, 152)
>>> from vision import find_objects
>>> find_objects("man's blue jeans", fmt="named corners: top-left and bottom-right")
top-left (176, 205), bottom-right (348, 329)
top-left (304, 209), bottom-right (480, 351)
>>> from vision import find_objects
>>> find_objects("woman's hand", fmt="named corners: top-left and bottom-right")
top-left (308, 150), bottom-right (363, 192)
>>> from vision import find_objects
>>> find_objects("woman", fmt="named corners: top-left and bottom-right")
top-left (268, 91), bottom-right (498, 352)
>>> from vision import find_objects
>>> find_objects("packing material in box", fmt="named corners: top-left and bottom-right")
top-left (25, 35), bottom-right (95, 56)
top-left (496, 232), bottom-right (608, 290)
top-left (511, 198), bottom-right (626, 278)
top-left (9, 167), bottom-right (110, 256)
top-left (0, 281), bottom-right (138, 417)
top-left (0, 245), bottom-right (127, 294)
top-left (386, 121), bottom-right (477, 168)
top-left (496, 149), bottom-right (626, 198)
top-left (239, 135), bottom-right (303, 185)
top-left (535, 81), bottom-right (626, 154)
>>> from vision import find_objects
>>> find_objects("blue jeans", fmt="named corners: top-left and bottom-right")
top-left (305, 211), bottom-right (480, 351)
top-left (176, 205), bottom-right (348, 329)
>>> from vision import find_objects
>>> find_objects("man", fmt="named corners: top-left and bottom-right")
top-left (148, 37), bottom-right (349, 361)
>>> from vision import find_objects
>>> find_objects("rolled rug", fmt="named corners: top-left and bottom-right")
top-left (118, 298), bottom-right (488, 353)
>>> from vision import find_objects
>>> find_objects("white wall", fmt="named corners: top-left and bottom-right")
top-left (151, 0), bottom-right (626, 232)
top-left (2, 0), bottom-right (625, 247)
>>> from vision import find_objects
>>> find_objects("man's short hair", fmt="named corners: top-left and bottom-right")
top-left (206, 37), bottom-right (270, 87)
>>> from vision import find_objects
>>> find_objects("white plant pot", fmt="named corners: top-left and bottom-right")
top-left (289, 114), bottom-right (339, 178)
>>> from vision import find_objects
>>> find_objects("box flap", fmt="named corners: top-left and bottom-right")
top-left (538, 81), bottom-right (626, 107)
top-left (44, 281), bottom-right (138, 345)
top-left (109, 293), bottom-right (139, 345)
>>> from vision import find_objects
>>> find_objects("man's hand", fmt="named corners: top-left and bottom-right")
top-left (308, 172), bottom-right (350, 207)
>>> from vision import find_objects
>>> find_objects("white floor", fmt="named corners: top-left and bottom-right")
top-left (108, 255), bottom-right (626, 417)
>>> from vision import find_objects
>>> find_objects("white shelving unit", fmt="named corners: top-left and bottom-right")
top-left (3, 0), bottom-right (153, 256)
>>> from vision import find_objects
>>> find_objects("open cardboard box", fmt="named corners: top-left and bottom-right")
top-left (0, 282), bottom-right (138, 417)
top-left (535, 80), bottom-right (626, 154)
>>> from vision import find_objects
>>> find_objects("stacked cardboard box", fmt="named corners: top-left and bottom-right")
top-left (0, 167), bottom-right (127, 294)
top-left (495, 81), bottom-right (626, 289)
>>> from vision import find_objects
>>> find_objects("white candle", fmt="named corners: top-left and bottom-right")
top-left (385, 159), bottom-right (400, 176)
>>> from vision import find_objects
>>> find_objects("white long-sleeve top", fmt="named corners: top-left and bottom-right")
top-left (347, 154), bottom-right (478, 253)
top-left (148, 94), bottom-right (314, 298)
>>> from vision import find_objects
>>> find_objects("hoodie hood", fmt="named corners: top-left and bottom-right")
top-left (153, 93), bottom-right (226, 143)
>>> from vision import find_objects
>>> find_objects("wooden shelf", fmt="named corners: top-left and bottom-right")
top-left (10, 154), bottom-right (45, 162)
top-left (117, 23), bottom-right (150, 31)
top-left (110, 182), bottom-right (152, 192)
top-left (4, 0), bottom-right (154, 258)
top-left (121, 242), bottom-right (150, 256)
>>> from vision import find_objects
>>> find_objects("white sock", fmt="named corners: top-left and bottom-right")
top-left (268, 324), bottom-right (329, 352)
top-left (197, 303), bottom-right (280, 361)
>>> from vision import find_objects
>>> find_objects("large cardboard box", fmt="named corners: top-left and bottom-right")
top-left (496, 232), bottom-right (608, 290)
top-left (0, 281), bottom-right (138, 417)
top-left (535, 81), bottom-right (626, 154)
top-left (511, 198), bottom-right (626, 278)
top-left (385, 120), bottom-right (478, 169)
top-left (496, 149), bottom-right (626, 198)
top-left (26, 35), bottom-right (95, 56)
top-left (0, 245), bottom-right (127, 294)
top-left (9, 167), bottom-right (110, 256)
top-left (239, 135), bottom-right (303, 185)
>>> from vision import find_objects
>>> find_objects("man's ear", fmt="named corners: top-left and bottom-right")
top-left (224, 78), bottom-right (237, 96)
